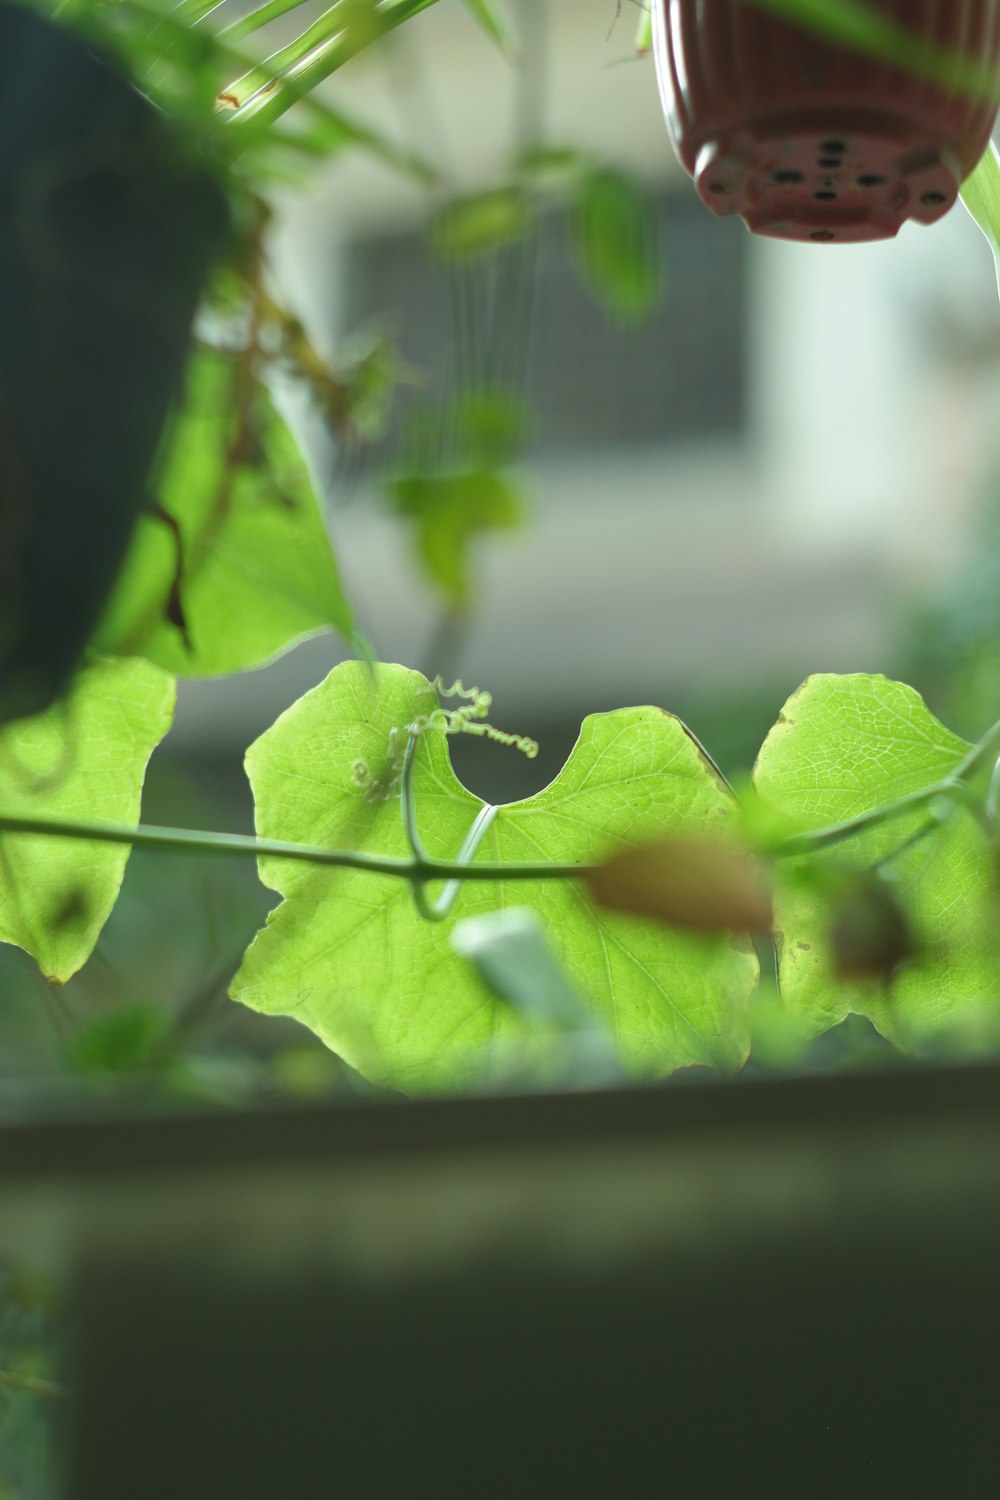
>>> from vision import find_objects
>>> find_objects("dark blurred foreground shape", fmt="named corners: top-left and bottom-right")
top-left (0, 0), bottom-right (226, 724)
top-left (2, 1065), bottom-right (996, 1497)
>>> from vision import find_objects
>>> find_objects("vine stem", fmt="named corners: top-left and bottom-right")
top-left (4, 720), bottom-right (1000, 895)
top-left (0, 813), bottom-right (587, 884)
top-left (773, 717), bottom-right (1000, 859)
top-left (400, 734), bottom-right (499, 920)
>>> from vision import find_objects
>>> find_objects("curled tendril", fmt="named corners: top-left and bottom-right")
top-left (353, 678), bottom-right (538, 805)
top-left (415, 677), bottom-right (539, 760)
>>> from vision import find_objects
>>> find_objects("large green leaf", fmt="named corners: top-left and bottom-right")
top-left (754, 674), bottom-right (999, 1050)
top-left (0, 655), bottom-right (175, 982)
top-left (94, 350), bottom-right (353, 677)
top-left (231, 663), bottom-right (756, 1090)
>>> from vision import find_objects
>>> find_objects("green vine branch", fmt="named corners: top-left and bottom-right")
top-left (400, 732), bottom-right (498, 921)
top-left (1, 719), bottom-right (999, 913)
top-left (0, 811), bottom-right (586, 885)
top-left (773, 718), bottom-right (1000, 859)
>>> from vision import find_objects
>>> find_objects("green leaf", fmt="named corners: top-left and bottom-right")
top-left (431, 187), bottom-right (533, 261)
top-left (94, 350), bottom-right (353, 677)
top-left (572, 168), bottom-right (661, 325)
top-left (961, 141), bottom-right (1000, 298)
top-left (455, 0), bottom-right (517, 57)
top-left (754, 674), bottom-right (1000, 1050)
top-left (0, 656), bottom-right (175, 982)
top-left (386, 467), bottom-right (525, 605)
top-left (230, 663), bottom-right (756, 1091)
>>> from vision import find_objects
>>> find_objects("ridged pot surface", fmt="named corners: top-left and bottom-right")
top-left (653, 0), bottom-right (1000, 242)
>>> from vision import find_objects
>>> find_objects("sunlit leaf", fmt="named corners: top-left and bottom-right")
top-left (95, 350), bottom-right (353, 676)
top-left (755, 674), bottom-right (1000, 1051)
top-left (0, 656), bottom-right (175, 982)
top-left (230, 662), bottom-right (756, 1090)
top-left (572, 168), bottom-right (661, 324)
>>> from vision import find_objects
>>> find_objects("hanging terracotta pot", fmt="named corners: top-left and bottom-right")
top-left (0, 2), bottom-right (228, 724)
top-left (653, 0), bottom-right (1000, 242)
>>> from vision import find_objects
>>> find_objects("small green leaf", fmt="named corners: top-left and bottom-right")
top-left (572, 168), bottom-right (662, 324)
top-left (961, 141), bottom-right (1000, 298)
top-left (431, 187), bottom-right (533, 261)
top-left (95, 350), bottom-right (353, 676)
top-left (0, 655), bottom-right (175, 982)
top-left (230, 663), bottom-right (756, 1091)
top-left (387, 467), bottom-right (525, 605)
top-left (754, 674), bottom-right (999, 1051)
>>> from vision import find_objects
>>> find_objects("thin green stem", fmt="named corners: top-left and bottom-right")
top-left (400, 734), bottom-right (430, 865)
top-left (775, 717), bottom-right (1000, 860)
top-left (401, 733), bottom-right (500, 921)
top-left (0, 813), bottom-right (587, 884)
top-left (987, 752), bottom-right (1000, 825)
